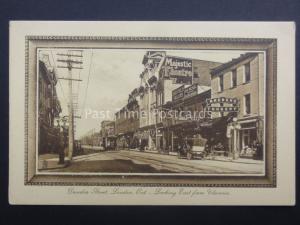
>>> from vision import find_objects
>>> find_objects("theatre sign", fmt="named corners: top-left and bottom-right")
top-left (206, 97), bottom-right (239, 112)
top-left (163, 56), bottom-right (193, 84)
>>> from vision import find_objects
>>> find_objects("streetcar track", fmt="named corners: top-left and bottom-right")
top-left (117, 151), bottom-right (246, 174)
top-left (70, 150), bottom-right (261, 174)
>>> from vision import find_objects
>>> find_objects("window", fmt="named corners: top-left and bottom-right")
top-left (193, 67), bottom-right (199, 78)
top-left (244, 94), bottom-right (251, 115)
top-left (218, 75), bottom-right (224, 92)
top-left (242, 130), bottom-right (250, 149)
top-left (244, 63), bottom-right (251, 83)
top-left (231, 69), bottom-right (237, 87)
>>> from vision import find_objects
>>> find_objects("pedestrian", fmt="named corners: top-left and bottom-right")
top-left (253, 141), bottom-right (263, 160)
top-left (58, 130), bottom-right (65, 164)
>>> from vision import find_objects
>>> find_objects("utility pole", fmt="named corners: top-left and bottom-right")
top-left (57, 50), bottom-right (83, 161)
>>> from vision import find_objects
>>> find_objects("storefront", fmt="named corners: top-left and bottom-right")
top-left (167, 120), bottom-right (209, 152)
top-left (116, 133), bottom-right (128, 149)
top-left (227, 116), bottom-right (264, 159)
top-left (134, 130), bottom-right (149, 150)
top-left (102, 135), bottom-right (117, 150)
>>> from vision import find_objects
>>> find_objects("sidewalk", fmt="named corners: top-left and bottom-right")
top-left (38, 152), bottom-right (102, 170)
top-left (38, 154), bottom-right (68, 170)
top-left (205, 155), bottom-right (262, 164)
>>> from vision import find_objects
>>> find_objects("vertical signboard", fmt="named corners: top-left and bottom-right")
top-left (164, 56), bottom-right (193, 84)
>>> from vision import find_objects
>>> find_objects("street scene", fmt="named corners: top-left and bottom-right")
top-left (37, 49), bottom-right (265, 174)
top-left (40, 148), bottom-right (263, 174)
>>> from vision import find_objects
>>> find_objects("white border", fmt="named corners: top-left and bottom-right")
top-left (9, 21), bottom-right (295, 205)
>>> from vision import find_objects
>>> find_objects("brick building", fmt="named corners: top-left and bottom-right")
top-left (138, 51), bottom-right (221, 151)
top-left (210, 52), bottom-right (264, 159)
top-left (100, 120), bottom-right (116, 150)
top-left (115, 91), bottom-right (140, 149)
top-left (38, 56), bottom-right (62, 154)
top-left (162, 84), bottom-right (212, 152)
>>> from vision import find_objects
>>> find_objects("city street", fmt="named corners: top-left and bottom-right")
top-left (48, 149), bottom-right (264, 174)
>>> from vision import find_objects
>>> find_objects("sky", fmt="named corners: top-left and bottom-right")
top-left (39, 48), bottom-right (248, 139)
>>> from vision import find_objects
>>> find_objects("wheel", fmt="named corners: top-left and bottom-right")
top-left (187, 152), bottom-right (193, 160)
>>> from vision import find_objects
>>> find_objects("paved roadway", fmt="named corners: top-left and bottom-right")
top-left (51, 149), bottom-right (264, 174)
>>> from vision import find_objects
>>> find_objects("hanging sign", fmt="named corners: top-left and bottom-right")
top-left (206, 97), bottom-right (238, 105)
top-left (206, 97), bottom-right (239, 112)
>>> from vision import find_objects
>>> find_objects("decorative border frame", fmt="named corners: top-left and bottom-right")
top-left (24, 36), bottom-right (277, 187)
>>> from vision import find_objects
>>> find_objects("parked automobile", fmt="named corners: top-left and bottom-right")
top-left (177, 139), bottom-right (206, 160)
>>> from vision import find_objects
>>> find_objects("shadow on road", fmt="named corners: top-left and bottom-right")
top-left (51, 159), bottom-right (175, 173)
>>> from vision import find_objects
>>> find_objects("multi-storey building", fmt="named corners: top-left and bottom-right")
top-left (100, 120), bottom-right (116, 150)
top-left (138, 51), bottom-right (222, 151)
top-left (210, 52), bottom-right (264, 159)
top-left (38, 56), bottom-right (62, 154)
top-left (161, 84), bottom-right (212, 152)
top-left (115, 89), bottom-right (140, 149)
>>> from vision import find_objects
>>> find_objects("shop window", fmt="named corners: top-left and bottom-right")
top-left (242, 130), bottom-right (250, 148)
top-left (231, 69), bottom-right (237, 88)
top-left (244, 94), bottom-right (251, 115)
top-left (244, 62), bottom-right (251, 83)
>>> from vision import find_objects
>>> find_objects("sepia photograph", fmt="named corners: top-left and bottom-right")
top-left (37, 48), bottom-right (265, 175)
top-left (9, 21), bottom-right (295, 205)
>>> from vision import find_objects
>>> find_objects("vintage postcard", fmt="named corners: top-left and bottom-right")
top-left (9, 21), bottom-right (295, 205)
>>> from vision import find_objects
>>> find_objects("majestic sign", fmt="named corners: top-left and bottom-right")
top-left (165, 57), bottom-right (192, 69)
top-left (164, 56), bottom-right (193, 84)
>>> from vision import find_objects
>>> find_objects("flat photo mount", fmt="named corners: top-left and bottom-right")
top-left (24, 36), bottom-right (277, 187)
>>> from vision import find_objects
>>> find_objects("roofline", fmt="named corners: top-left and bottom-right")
top-left (210, 52), bottom-right (258, 75)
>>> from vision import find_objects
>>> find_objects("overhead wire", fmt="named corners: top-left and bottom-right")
top-left (50, 50), bottom-right (67, 104)
top-left (81, 49), bottom-right (94, 117)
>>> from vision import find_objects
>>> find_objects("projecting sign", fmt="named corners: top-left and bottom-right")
top-left (172, 84), bottom-right (199, 102)
top-left (206, 97), bottom-right (239, 112)
top-left (206, 106), bottom-right (239, 112)
top-left (172, 84), bottom-right (198, 101)
top-left (206, 97), bottom-right (238, 105)
top-left (184, 84), bottom-right (198, 99)
top-left (172, 85), bottom-right (185, 101)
